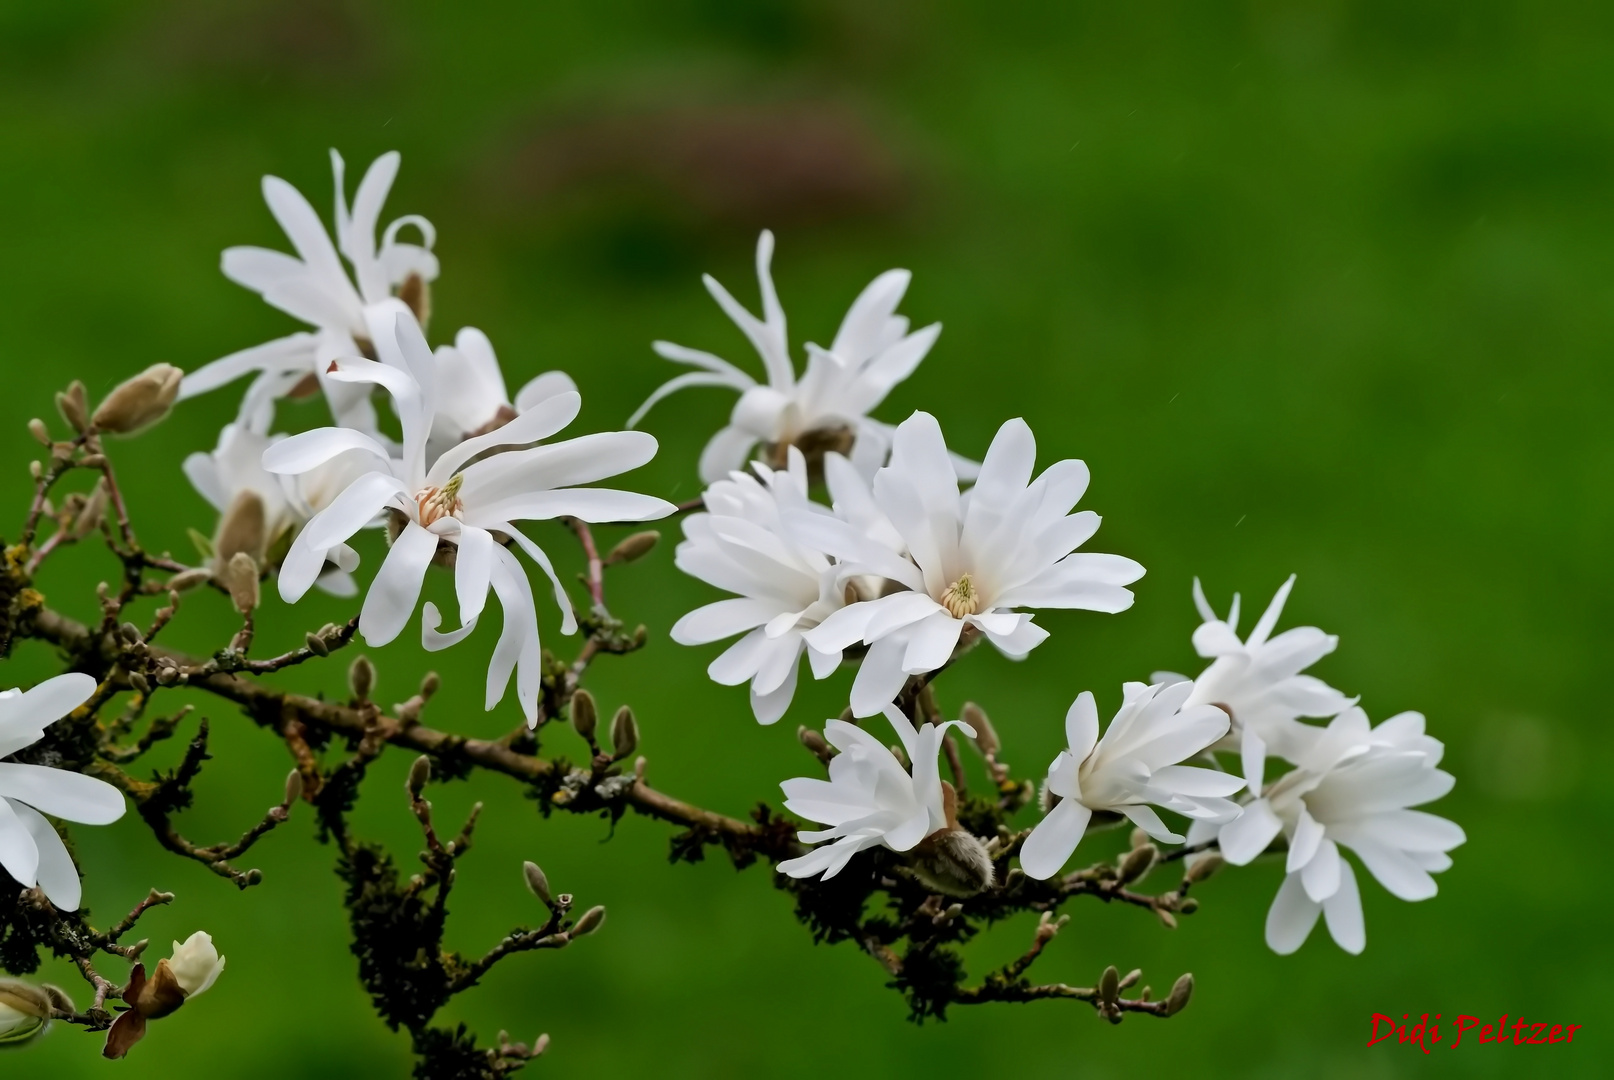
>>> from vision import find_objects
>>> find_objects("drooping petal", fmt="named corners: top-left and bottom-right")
top-left (1321, 857), bottom-right (1366, 953)
top-left (0, 765), bottom-right (126, 825)
top-left (1264, 871), bottom-right (1322, 955)
top-left (358, 521), bottom-right (439, 646)
top-left (0, 798), bottom-right (39, 888)
top-left (1217, 797), bottom-right (1283, 865)
top-left (11, 801), bottom-right (81, 911)
top-left (1019, 797), bottom-right (1093, 880)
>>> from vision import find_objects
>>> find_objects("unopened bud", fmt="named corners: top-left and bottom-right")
top-left (570, 689), bottom-right (597, 743)
top-left (129, 672), bottom-right (150, 694)
top-left (1164, 973), bottom-right (1194, 1016)
top-left (961, 702), bottom-right (998, 757)
top-left (27, 418), bottom-right (52, 446)
top-left (1099, 964), bottom-right (1120, 1004)
top-left (1129, 827), bottom-right (1149, 850)
top-left (224, 552), bottom-right (259, 614)
top-left (605, 530), bottom-right (660, 565)
top-left (167, 567), bottom-right (211, 593)
top-left (243, 868), bottom-right (263, 886)
top-left (29, 460), bottom-right (42, 480)
top-left (1117, 843), bottom-right (1158, 885)
top-left (91, 363), bottom-right (184, 435)
top-left (283, 770), bottom-right (304, 806)
top-left (304, 632), bottom-right (329, 656)
top-left (41, 983), bottom-right (76, 1016)
top-left (419, 672), bottom-right (440, 700)
top-left (610, 705), bottom-right (638, 759)
top-left (406, 756), bottom-right (432, 798)
top-left (1185, 853), bottom-right (1224, 884)
top-left (348, 655), bottom-right (375, 701)
top-left (56, 381), bottom-right (89, 433)
top-left (70, 478), bottom-right (109, 540)
top-left (1179, 897), bottom-right (1200, 914)
top-left (797, 725), bottom-right (831, 762)
top-left (1155, 907), bottom-right (1178, 930)
top-left (214, 491), bottom-right (267, 567)
top-left (570, 905), bottom-right (606, 937)
top-left (910, 828), bottom-right (995, 897)
top-left (522, 861), bottom-right (552, 907)
top-left (119, 622), bottom-right (143, 644)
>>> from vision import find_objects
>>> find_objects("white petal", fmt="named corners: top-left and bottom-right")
top-left (849, 634), bottom-right (911, 717)
top-left (1216, 797), bottom-right (1282, 865)
top-left (11, 801), bottom-right (81, 911)
top-left (1345, 837), bottom-right (1438, 901)
top-left (262, 426), bottom-right (389, 476)
top-left (1286, 807), bottom-right (1325, 873)
top-left (671, 598), bottom-right (779, 645)
top-left (901, 611), bottom-right (963, 674)
top-left (1264, 871), bottom-right (1322, 955)
top-left (1301, 836), bottom-right (1343, 902)
top-left (358, 521), bottom-right (439, 646)
top-left (1019, 797), bottom-right (1092, 880)
top-left (1064, 692), bottom-right (1100, 759)
top-left (0, 765), bottom-right (126, 824)
top-left (454, 524), bottom-right (495, 629)
top-left (1120, 803), bottom-right (1184, 843)
top-left (0, 798), bottom-right (39, 887)
top-left (1321, 857), bottom-right (1366, 953)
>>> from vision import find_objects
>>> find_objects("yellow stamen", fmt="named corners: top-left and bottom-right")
top-left (416, 474), bottom-right (464, 527)
top-left (941, 573), bottom-right (979, 618)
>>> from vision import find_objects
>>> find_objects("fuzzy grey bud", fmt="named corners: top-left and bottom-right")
top-left (348, 655), bottom-right (375, 701)
top-left (55, 381), bottom-right (89, 433)
top-left (224, 552), bottom-right (259, 614)
top-left (522, 860), bottom-right (552, 907)
top-left (570, 905), bottom-right (606, 937)
top-left (605, 530), bottom-right (660, 565)
top-left (570, 689), bottom-right (597, 743)
top-left (304, 632), bottom-right (329, 657)
top-left (91, 363), bottom-right (183, 435)
top-left (284, 770), bottom-right (304, 806)
top-left (27, 418), bottom-right (50, 446)
top-left (407, 756), bottom-right (432, 798)
top-left (41, 983), bottom-right (76, 1016)
top-left (1164, 973), bottom-right (1194, 1017)
top-left (961, 701), bottom-right (998, 758)
top-left (909, 828), bottom-right (996, 897)
top-left (213, 490), bottom-right (267, 569)
top-left (1117, 843), bottom-right (1158, 886)
top-left (1185, 853), bottom-right (1224, 883)
top-left (610, 705), bottom-right (638, 760)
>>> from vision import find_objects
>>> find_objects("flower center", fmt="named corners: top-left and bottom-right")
top-left (940, 573), bottom-right (979, 618)
top-left (416, 474), bottom-right (464, 527)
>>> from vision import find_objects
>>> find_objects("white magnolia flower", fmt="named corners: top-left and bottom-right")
top-left (1206, 707), bottom-right (1463, 955)
top-left (265, 306), bottom-right (673, 724)
top-left (799, 411), bottom-right (1145, 715)
top-left (1020, 682), bottom-right (1244, 880)
top-left (165, 932), bottom-right (226, 999)
top-left (632, 230), bottom-right (967, 483)
top-left (0, 981), bottom-right (51, 1045)
top-left (427, 326), bottom-right (578, 463)
top-left (1158, 576), bottom-right (1354, 771)
top-left (777, 707), bottom-right (974, 880)
top-left (179, 149), bottom-right (438, 431)
top-left (0, 674), bottom-right (127, 911)
top-left (669, 448), bottom-right (853, 724)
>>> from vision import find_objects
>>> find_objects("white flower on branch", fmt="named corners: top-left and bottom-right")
top-left (427, 327), bottom-right (578, 463)
top-left (797, 411), bottom-right (1145, 716)
top-left (0, 674), bottom-right (127, 912)
top-left (1204, 707), bottom-right (1463, 955)
top-left (632, 230), bottom-right (970, 482)
top-left (179, 149), bottom-right (438, 432)
top-left (265, 306), bottom-right (674, 724)
top-left (777, 707), bottom-right (974, 880)
top-left (1159, 576), bottom-right (1354, 776)
top-left (669, 448), bottom-right (885, 724)
top-left (1019, 682), bottom-right (1245, 880)
top-left (164, 931), bottom-right (226, 999)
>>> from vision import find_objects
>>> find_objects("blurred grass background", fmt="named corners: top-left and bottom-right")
top-left (2, 0), bottom-right (1610, 1076)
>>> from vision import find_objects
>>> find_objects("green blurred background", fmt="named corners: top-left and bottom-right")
top-left (2, 0), bottom-right (1609, 1076)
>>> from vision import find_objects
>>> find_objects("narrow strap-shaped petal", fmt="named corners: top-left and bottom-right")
top-left (358, 521), bottom-right (439, 646)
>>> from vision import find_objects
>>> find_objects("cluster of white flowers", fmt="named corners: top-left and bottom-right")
top-left (178, 152), bottom-right (675, 726)
top-left (637, 231), bottom-right (1463, 957)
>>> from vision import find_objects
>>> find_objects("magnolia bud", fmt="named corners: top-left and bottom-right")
top-left (398, 271), bottom-right (431, 327)
top-left (961, 701), bottom-right (998, 757)
top-left (27, 418), bottom-right (50, 446)
top-left (570, 689), bottom-right (597, 743)
top-left (348, 655), bottom-right (375, 701)
top-left (223, 552), bottom-right (259, 614)
top-left (571, 905), bottom-right (607, 937)
top-left (1129, 827), bottom-right (1149, 850)
top-left (167, 567), bottom-right (212, 593)
top-left (407, 756), bottom-right (432, 798)
top-left (1164, 973), bottom-right (1194, 1017)
top-left (797, 725), bottom-right (831, 762)
top-left (419, 672), bottom-right (441, 700)
top-left (165, 932), bottom-right (225, 1000)
top-left (0, 978), bottom-right (53, 1044)
top-left (283, 770), bottom-right (304, 806)
top-left (70, 478), bottom-right (109, 540)
top-left (129, 672), bottom-right (150, 694)
top-left (56, 381), bottom-right (89, 433)
top-left (119, 622), bottom-right (143, 644)
top-left (605, 530), bottom-right (660, 565)
top-left (1099, 964), bottom-right (1120, 1004)
top-left (1185, 853), bottom-right (1224, 883)
top-left (1179, 897), bottom-right (1200, 914)
top-left (610, 705), bottom-right (638, 759)
top-left (304, 632), bottom-right (329, 656)
top-left (522, 861), bottom-right (552, 907)
top-left (214, 490), bottom-right (267, 568)
top-left (91, 364), bottom-right (183, 435)
top-left (910, 828), bottom-right (996, 897)
top-left (1117, 844), bottom-right (1158, 885)
top-left (41, 984), bottom-right (76, 1016)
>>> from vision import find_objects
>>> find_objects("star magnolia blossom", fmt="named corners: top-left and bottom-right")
top-left (1203, 707), bottom-right (1463, 955)
top-left (179, 149), bottom-right (438, 432)
top-left (669, 448), bottom-right (855, 724)
top-left (0, 674), bottom-right (127, 911)
top-left (165, 932), bottom-right (226, 999)
top-left (1158, 576), bottom-right (1354, 771)
top-left (632, 230), bottom-right (968, 482)
top-left (427, 326), bottom-right (578, 463)
top-left (1019, 682), bottom-right (1245, 880)
top-left (264, 306), bottom-right (674, 724)
top-left (777, 707), bottom-right (974, 880)
top-left (798, 411), bottom-right (1145, 716)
